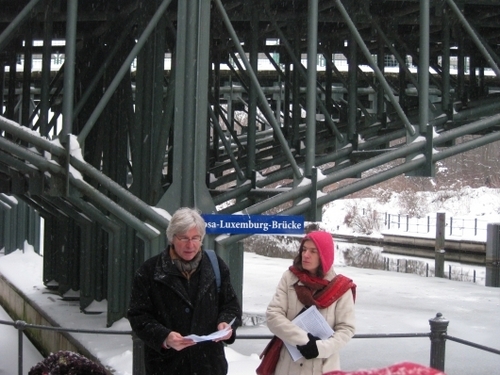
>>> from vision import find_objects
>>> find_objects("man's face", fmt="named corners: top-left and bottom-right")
top-left (172, 227), bottom-right (202, 261)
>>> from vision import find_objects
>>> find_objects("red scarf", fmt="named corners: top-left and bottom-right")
top-left (289, 266), bottom-right (356, 308)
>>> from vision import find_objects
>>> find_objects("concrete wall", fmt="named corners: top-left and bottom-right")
top-left (0, 274), bottom-right (111, 373)
top-left (334, 233), bottom-right (485, 264)
top-left (383, 234), bottom-right (486, 254)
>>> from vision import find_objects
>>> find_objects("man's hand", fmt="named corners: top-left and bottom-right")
top-left (213, 322), bottom-right (233, 342)
top-left (163, 331), bottom-right (196, 351)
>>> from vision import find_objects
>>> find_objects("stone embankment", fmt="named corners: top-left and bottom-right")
top-left (332, 232), bottom-right (486, 265)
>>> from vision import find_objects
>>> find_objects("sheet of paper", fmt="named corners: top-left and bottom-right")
top-left (284, 306), bottom-right (334, 361)
top-left (184, 317), bottom-right (236, 343)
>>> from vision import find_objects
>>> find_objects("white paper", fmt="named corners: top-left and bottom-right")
top-left (184, 317), bottom-right (236, 343)
top-left (284, 306), bottom-right (334, 361)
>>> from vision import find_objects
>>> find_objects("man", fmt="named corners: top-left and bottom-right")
top-left (128, 207), bottom-right (242, 375)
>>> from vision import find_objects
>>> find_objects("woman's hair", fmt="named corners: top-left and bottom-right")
top-left (292, 240), bottom-right (325, 278)
top-left (166, 207), bottom-right (206, 242)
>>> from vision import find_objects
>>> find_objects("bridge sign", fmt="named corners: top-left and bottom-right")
top-left (202, 214), bottom-right (304, 234)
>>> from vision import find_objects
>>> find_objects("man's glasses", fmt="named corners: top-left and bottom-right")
top-left (175, 235), bottom-right (202, 244)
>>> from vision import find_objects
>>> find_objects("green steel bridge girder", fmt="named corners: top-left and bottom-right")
top-left (0, 0), bottom-right (499, 324)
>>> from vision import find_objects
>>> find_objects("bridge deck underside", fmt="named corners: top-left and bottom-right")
top-left (0, 0), bottom-right (499, 324)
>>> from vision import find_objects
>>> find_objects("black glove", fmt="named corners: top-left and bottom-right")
top-left (296, 333), bottom-right (320, 359)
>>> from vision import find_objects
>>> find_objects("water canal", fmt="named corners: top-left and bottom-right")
top-left (335, 239), bottom-right (487, 286)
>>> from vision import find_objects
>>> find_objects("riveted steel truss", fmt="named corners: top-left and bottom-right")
top-left (0, 0), bottom-right (499, 324)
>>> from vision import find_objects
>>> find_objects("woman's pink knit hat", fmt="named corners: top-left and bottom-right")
top-left (301, 231), bottom-right (334, 273)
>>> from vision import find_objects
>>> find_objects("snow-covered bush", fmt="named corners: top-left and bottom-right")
top-left (243, 234), bottom-right (300, 258)
top-left (397, 190), bottom-right (427, 218)
top-left (343, 203), bottom-right (380, 235)
top-left (373, 188), bottom-right (393, 204)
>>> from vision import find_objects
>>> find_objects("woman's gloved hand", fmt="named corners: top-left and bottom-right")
top-left (296, 333), bottom-right (320, 359)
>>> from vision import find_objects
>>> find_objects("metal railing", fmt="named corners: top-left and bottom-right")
top-left (383, 213), bottom-right (489, 239)
top-left (382, 257), bottom-right (484, 284)
top-left (0, 318), bottom-right (132, 375)
top-left (1, 312), bottom-right (499, 375)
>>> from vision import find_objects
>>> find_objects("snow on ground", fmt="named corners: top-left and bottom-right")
top-left (1, 187), bottom-right (500, 374)
top-left (1, 249), bottom-right (499, 375)
top-left (322, 186), bottom-right (500, 241)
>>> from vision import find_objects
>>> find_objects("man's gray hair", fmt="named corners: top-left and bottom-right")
top-left (166, 207), bottom-right (206, 242)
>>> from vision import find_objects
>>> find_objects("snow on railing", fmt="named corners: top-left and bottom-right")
top-left (379, 212), bottom-right (489, 241)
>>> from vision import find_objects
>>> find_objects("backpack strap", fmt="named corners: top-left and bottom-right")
top-left (205, 249), bottom-right (221, 292)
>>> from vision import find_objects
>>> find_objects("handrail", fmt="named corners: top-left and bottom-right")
top-left (0, 319), bottom-right (132, 335)
top-left (445, 335), bottom-right (500, 355)
top-left (238, 332), bottom-right (431, 340)
top-left (1, 314), bottom-right (499, 375)
top-left (0, 318), bottom-right (132, 375)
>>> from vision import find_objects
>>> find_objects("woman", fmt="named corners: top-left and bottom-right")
top-left (264, 230), bottom-right (356, 375)
top-left (128, 207), bottom-right (242, 375)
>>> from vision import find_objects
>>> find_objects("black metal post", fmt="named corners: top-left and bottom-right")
top-left (485, 223), bottom-right (500, 287)
top-left (429, 313), bottom-right (449, 371)
top-left (435, 212), bottom-right (445, 277)
top-left (14, 320), bottom-right (27, 375)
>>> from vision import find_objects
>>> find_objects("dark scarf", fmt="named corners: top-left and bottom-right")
top-left (168, 246), bottom-right (203, 280)
top-left (289, 265), bottom-right (357, 308)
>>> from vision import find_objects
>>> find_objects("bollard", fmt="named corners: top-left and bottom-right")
top-left (132, 332), bottom-right (146, 375)
top-left (435, 213), bottom-right (445, 278)
top-left (485, 223), bottom-right (500, 287)
top-left (429, 312), bottom-right (449, 371)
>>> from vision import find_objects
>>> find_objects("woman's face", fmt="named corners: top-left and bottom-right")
top-left (301, 239), bottom-right (321, 275)
top-left (172, 227), bottom-right (202, 261)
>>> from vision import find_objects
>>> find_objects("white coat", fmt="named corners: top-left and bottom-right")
top-left (266, 268), bottom-right (356, 375)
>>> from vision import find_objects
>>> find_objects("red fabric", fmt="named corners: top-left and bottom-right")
top-left (323, 362), bottom-right (446, 375)
top-left (290, 267), bottom-right (357, 308)
top-left (301, 231), bottom-right (334, 273)
top-left (290, 265), bottom-right (330, 287)
top-left (255, 336), bottom-right (283, 375)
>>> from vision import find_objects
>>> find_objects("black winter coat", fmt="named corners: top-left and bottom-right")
top-left (127, 249), bottom-right (242, 375)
